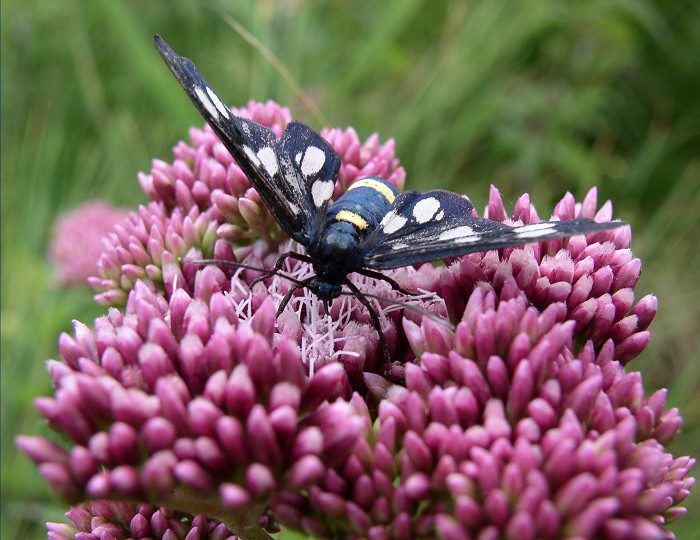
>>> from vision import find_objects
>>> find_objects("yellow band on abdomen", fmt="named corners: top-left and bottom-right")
top-left (347, 178), bottom-right (396, 203)
top-left (335, 210), bottom-right (368, 230)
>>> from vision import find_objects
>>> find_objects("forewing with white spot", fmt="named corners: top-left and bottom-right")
top-left (361, 189), bottom-right (624, 269)
top-left (154, 36), bottom-right (341, 244)
top-left (277, 122), bottom-right (341, 230)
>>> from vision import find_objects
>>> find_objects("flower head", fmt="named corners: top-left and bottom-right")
top-left (18, 280), bottom-right (366, 535)
top-left (440, 186), bottom-right (649, 364)
top-left (275, 289), bottom-right (692, 539)
top-left (20, 101), bottom-right (693, 539)
top-left (49, 201), bottom-right (130, 287)
top-left (45, 501), bottom-right (279, 540)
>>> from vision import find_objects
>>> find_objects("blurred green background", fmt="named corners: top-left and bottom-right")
top-left (2, 0), bottom-right (698, 538)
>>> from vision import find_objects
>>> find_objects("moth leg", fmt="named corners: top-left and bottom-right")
top-left (356, 267), bottom-right (420, 297)
top-left (344, 278), bottom-right (391, 364)
top-left (276, 275), bottom-right (316, 316)
top-left (250, 250), bottom-right (314, 289)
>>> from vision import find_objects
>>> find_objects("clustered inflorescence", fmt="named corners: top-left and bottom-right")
top-left (20, 101), bottom-right (693, 540)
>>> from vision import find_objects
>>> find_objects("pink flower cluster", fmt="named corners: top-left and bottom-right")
top-left (288, 288), bottom-right (688, 539)
top-left (49, 202), bottom-right (130, 287)
top-left (23, 101), bottom-right (693, 539)
top-left (45, 502), bottom-right (257, 540)
top-left (18, 286), bottom-right (363, 534)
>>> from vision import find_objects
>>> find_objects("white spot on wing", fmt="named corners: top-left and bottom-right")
top-left (435, 210), bottom-right (445, 221)
top-left (311, 180), bottom-right (334, 207)
top-left (456, 234), bottom-right (482, 244)
top-left (257, 147), bottom-right (278, 177)
top-left (412, 197), bottom-right (441, 224)
top-left (194, 86), bottom-right (219, 119)
top-left (242, 145), bottom-right (262, 167)
top-left (206, 87), bottom-right (230, 118)
top-left (295, 152), bottom-right (302, 164)
top-left (513, 222), bottom-right (557, 239)
top-left (288, 202), bottom-right (300, 215)
top-left (439, 225), bottom-right (476, 241)
top-left (381, 211), bottom-right (408, 234)
top-left (301, 146), bottom-right (326, 176)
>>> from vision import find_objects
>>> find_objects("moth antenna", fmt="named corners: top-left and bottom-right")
top-left (179, 257), bottom-right (308, 287)
top-left (179, 257), bottom-right (264, 271)
top-left (342, 290), bottom-right (456, 331)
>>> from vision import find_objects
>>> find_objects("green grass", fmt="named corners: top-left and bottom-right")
top-left (2, 0), bottom-right (698, 538)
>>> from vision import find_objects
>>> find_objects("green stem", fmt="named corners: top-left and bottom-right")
top-left (164, 492), bottom-right (273, 540)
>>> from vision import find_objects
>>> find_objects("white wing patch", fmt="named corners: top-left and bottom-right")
top-left (311, 180), bottom-right (334, 208)
top-left (513, 222), bottom-right (557, 238)
top-left (455, 234), bottom-right (483, 244)
top-left (242, 145), bottom-right (262, 168)
top-left (257, 147), bottom-right (278, 177)
top-left (206, 86), bottom-right (230, 118)
top-left (381, 211), bottom-right (408, 234)
top-left (438, 225), bottom-right (476, 241)
top-left (412, 197), bottom-right (441, 224)
top-left (194, 86), bottom-right (220, 119)
top-left (301, 146), bottom-right (326, 176)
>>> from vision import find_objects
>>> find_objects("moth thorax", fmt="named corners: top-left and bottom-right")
top-left (310, 221), bottom-right (362, 282)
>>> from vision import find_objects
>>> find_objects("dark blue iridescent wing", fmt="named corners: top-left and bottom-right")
top-left (360, 189), bottom-right (623, 269)
top-left (154, 36), bottom-right (340, 245)
top-left (277, 122), bottom-right (342, 233)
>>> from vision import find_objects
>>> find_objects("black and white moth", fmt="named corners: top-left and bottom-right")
top-left (154, 36), bottom-right (624, 356)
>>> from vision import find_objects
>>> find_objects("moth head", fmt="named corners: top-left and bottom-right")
top-left (307, 278), bottom-right (343, 301)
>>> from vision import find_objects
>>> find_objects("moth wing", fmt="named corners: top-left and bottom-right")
top-left (155, 36), bottom-right (341, 244)
top-left (361, 189), bottom-right (623, 269)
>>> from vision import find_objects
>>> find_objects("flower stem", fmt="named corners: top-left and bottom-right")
top-left (164, 492), bottom-right (272, 540)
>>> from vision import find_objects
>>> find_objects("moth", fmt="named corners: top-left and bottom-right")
top-left (154, 36), bottom-right (624, 357)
